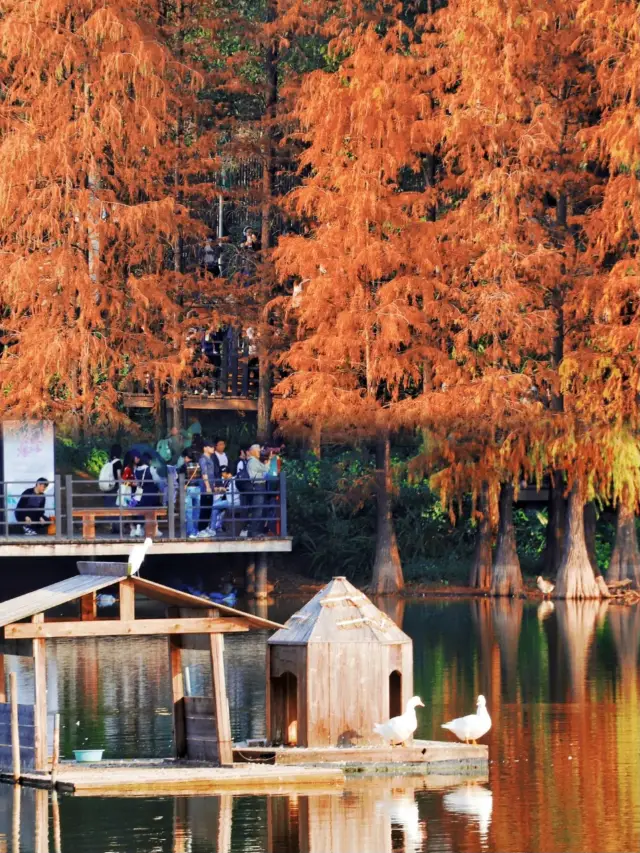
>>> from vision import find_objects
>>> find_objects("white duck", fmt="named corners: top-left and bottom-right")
top-left (537, 576), bottom-right (555, 597)
top-left (128, 537), bottom-right (153, 576)
top-left (374, 696), bottom-right (424, 746)
top-left (442, 695), bottom-right (491, 745)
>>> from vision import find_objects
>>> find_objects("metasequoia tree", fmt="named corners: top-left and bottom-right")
top-left (576, 0), bottom-right (640, 586)
top-left (0, 0), bottom-right (217, 431)
top-left (274, 23), bottom-right (447, 592)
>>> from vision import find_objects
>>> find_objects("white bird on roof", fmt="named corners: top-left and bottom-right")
top-left (374, 696), bottom-right (424, 746)
top-left (128, 537), bottom-right (153, 576)
top-left (442, 695), bottom-right (491, 745)
top-left (537, 576), bottom-right (555, 597)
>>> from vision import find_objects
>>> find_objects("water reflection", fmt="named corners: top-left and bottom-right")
top-left (442, 785), bottom-right (493, 846)
top-left (0, 597), bottom-right (639, 851)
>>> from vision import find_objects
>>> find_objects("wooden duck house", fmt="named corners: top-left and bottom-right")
top-left (266, 577), bottom-right (413, 748)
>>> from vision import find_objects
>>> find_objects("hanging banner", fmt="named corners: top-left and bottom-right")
top-left (2, 421), bottom-right (55, 521)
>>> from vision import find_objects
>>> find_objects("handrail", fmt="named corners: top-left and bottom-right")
top-left (0, 473), bottom-right (288, 542)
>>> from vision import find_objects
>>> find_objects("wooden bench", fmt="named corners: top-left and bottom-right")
top-left (72, 508), bottom-right (167, 538)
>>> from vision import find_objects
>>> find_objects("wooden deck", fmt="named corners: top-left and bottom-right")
top-left (233, 740), bottom-right (488, 771)
top-left (0, 537), bottom-right (292, 558)
top-left (14, 761), bottom-right (345, 796)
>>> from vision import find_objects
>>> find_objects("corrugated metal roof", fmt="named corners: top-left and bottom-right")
top-left (268, 577), bottom-right (411, 645)
top-left (0, 575), bottom-right (125, 628)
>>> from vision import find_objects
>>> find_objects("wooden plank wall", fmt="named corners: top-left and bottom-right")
top-left (183, 697), bottom-right (219, 762)
top-left (0, 702), bottom-right (35, 771)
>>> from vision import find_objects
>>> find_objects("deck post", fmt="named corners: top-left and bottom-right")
top-left (119, 579), bottom-right (136, 621)
top-left (54, 476), bottom-right (62, 541)
top-left (10, 671), bottom-right (19, 782)
top-left (0, 654), bottom-right (6, 703)
top-left (168, 476), bottom-right (176, 540)
top-left (169, 636), bottom-right (186, 758)
top-left (256, 553), bottom-right (268, 600)
top-left (245, 556), bottom-right (256, 597)
top-left (209, 634), bottom-right (233, 766)
top-left (65, 475), bottom-right (74, 539)
top-left (32, 615), bottom-right (47, 772)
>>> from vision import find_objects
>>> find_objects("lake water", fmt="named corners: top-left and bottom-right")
top-left (0, 596), bottom-right (639, 852)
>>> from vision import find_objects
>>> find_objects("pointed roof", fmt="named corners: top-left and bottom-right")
top-left (268, 577), bottom-right (411, 645)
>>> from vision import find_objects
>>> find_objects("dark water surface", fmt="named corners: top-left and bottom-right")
top-left (0, 596), bottom-right (639, 852)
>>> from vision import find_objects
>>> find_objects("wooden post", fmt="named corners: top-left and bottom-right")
top-left (245, 556), bottom-right (256, 597)
top-left (51, 713), bottom-right (60, 786)
top-left (10, 671), bottom-right (19, 782)
top-left (80, 592), bottom-right (97, 621)
top-left (169, 636), bottom-right (186, 758)
top-left (256, 553), bottom-right (268, 600)
top-left (210, 634), bottom-right (233, 766)
top-left (0, 653), bottom-right (6, 703)
top-left (119, 579), bottom-right (136, 621)
top-left (32, 615), bottom-right (47, 772)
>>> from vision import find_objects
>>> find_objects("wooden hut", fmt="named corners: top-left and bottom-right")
top-left (0, 573), bottom-right (281, 772)
top-left (266, 577), bottom-right (413, 749)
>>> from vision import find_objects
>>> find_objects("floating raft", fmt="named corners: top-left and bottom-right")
top-left (233, 739), bottom-right (488, 772)
top-left (14, 761), bottom-right (345, 797)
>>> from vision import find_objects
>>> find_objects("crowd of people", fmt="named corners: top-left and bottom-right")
top-left (99, 423), bottom-right (282, 539)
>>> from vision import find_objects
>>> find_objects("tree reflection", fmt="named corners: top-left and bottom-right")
top-left (554, 601), bottom-right (607, 701)
top-left (491, 598), bottom-right (523, 699)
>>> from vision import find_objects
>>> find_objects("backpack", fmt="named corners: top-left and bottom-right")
top-left (156, 438), bottom-right (172, 462)
top-left (235, 460), bottom-right (252, 493)
top-left (98, 459), bottom-right (118, 492)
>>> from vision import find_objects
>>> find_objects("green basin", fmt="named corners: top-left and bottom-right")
top-left (73, 749), bottom-right (104, 762)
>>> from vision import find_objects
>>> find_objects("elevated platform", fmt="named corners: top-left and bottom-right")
top-left (0, 537), bottom-right (292, 558)
top-left (233, 740), bottom-right (488, 773)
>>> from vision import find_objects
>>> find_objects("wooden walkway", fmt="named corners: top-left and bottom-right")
top-left (0, 537), bottom-right (292, 558)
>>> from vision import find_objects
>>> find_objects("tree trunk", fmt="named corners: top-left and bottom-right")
top-left (369, 436), bottom-right (403, 594)
top-left (257, 346), bottom-right (273, 443)
top-left (543, 472), bottom-right (565, 575)
top-left (553, 483), bottom-right (601, 599)
top-left (583, 501), bottom-right (598, 573)
top-left (469, 484), bottom-right (492, 590)
top-left (608, 502), bottom-right (640, 588)
top-left (490, 483), bottom-right (523, 596)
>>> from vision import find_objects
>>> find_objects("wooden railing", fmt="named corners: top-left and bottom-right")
top-left (0, 474), bottom-right (288, 542)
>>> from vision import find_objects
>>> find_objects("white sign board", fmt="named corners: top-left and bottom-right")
top-left (2, 421), bottom-right (55, 520)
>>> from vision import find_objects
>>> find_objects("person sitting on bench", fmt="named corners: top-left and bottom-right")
top-left (15, 478), bottom-right (51, 536)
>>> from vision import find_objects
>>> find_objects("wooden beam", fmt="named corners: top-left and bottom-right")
top-left (80, 592), bottom-right (97, 621)
top-left (169, 636), bottom-right (186, 759)
top-left (132, 576), bottom-right (284, 630)
top-left (119, 579), bottom-right (135, 621)
top-left (32, 615), bottom-right (47, 772)
top-left (210, 634), bottom-right (233, 767)
top-left (6, 617), bottom-right (251, 639)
